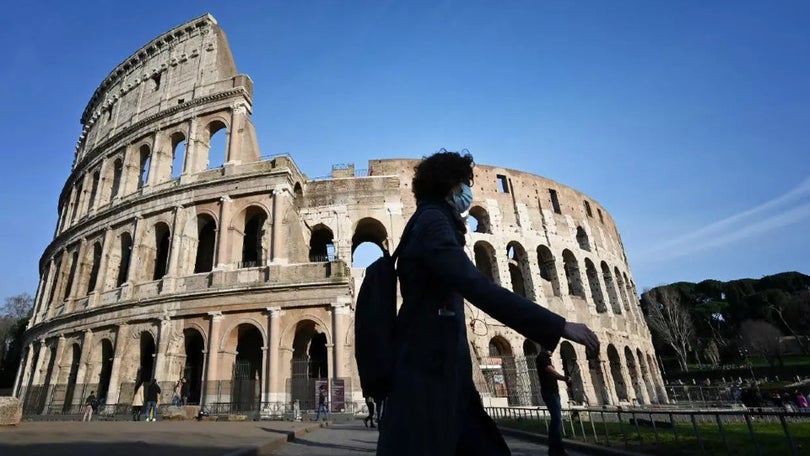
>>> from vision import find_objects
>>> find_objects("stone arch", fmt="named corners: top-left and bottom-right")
top-left (522, 340), bottom-right (541, 406)
top-left (536, 245), bottom-right (561, 297)
top-left (587, 347), bottom-right (610, 405)
top-left (576, 226), bottom-right (590, 251)
top-left (194, 214), bottom-right (217, 273)
top-left (62, 250), bottom-right (79, 301)
top-left (183, 328), bottom-right (205, 405)
top-left (104, 231), bottom-right (132, 289)
top-left (293, 182), bottom-right (303, 208)
top-left (607, 344), bottom-right (628, 402)
top-left (169, 131), bottom-right (187, 179)
top-left (559, 341), bottom-right (586, 404)
top-left (561, 249), bottom-right (585, 298)
top-left (60, 343), bottom-right (82, 412)
top-left (506, 241), bottom-right (534, 299)
top-left (110, 157), bottom-right (124, 199)
top-left (584, 258), bottom-right (607, 313)
top-left (221, 322), bottom-right (263, 411)
top-left (351, 217), bottom-right (388, 267)
top-left (85, 242), bottom-right (103, 295)
top-left (88, 169), bottom-right (100, 212)
top-left (220, 318), bottom-right (268, 351)
top-left (615, 267), bottom-right (631, 313)
top-left (485, 336), bottom-right (518, 405)
top-left (141, 222), bottom-right (170, 281)
top-left (234, 205), bottom-right (269, 268)
top-left (648, 352), bottom-right (667, 402)
top-left (623, 272), bottom-right (637, 316)
top-left (637, 348), bottom-right (657, 404)
top-left (468, 205), bottom-right (491, 234)
top-left (474, 240), bottom-right (500, 285)
top-left (88, 338), bottom-right (114, 402)
top-left (288, 319), bottom-right (331, 408)
top-left (309, 224), bottom-right (335, 262)
top-left (137, 144), bottom-right (151, 189)
top-left (204, 119), bottom-right (229, 169)
top-left (601, 262), bottom-right (622, 314)
top-left (625, 346), bottom-right (644, 404)
top-left (136, 331), bottom-right (157, 386)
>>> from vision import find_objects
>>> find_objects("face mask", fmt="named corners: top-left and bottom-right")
top-left (449, 183), bottom-right (473, 214)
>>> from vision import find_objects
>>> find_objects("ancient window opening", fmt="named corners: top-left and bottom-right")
top-left (625, 346), bottom-right (644, 404)
top-left (194, 215), bottom-right (216, 273)
top-left (153, 223), bottom-right (171, 280)
top-left (63, 250), bottom-right (79, 300)
top-left (138, 145), bottom-right (151, 188)
top-left (560, 341), bottom-right (586, 404)
top-left (137, 332), bottom-right (156, 385)
top-left (86, 242), bottom-right (102, 294)
top-left (608, 345), bottom-right (628, 401)
top-left (207, 121), bottom-right (227, 169)
top-left (293, 182), bottom-right (303, 208)
top-left (95, 339), bottom-right (114, 401)
top-left (562, 249), bottom-right (585, 298)
top-left (473, 241), bottom-right (498, 284)
top-left (291, 320), bottom-right (328, 408)
top-left (351, 217), bottom-right (388, 267)
top-left (536, 245), bottom-right (561, 297)
top-left (88, 171), bottom-right (100, 211)
top-left (183, 329), bottom-right (205, 405)
top-left (171, 133), bottom-right (186, 179)
top-left (496, 175), bottom-right (509, 193)
top-left (585, 258), bottom-right (607, 313)
top-left (587, 347), bottom-right (610, 405)
top-left (468, 206), bottom-right (491, 234)
top-left (484, 337), bottom-right (518, 405)
top-left (116, 232), bottom-right (133, 287)
top-left (231, 324), bottom-right (263, 412)
top-left (104, 108), bottom-right (112, 123)
top-left (576, 226), bottom-right (590, 251)
top-left (177, 98), bottom-right (185, 105)
top-left (507, 242), bottom-right (533, 299)
top-left (615, 267), bottom-right (631, 313)
top-left (70, 182), bottom-right (83, 223)
top-left (584, 200), bottom-right (593, 217)
top-left (597, 208), bottom-right (604, 223)
top-left (47, 255), bottom-right (62, 304)
top-left (151, 73), bottom-right (161, 91)
top-left (241, 208), bottom-right (267, 267)
top-left (549, 189), bottom-right (561, 214)
top-left (111, 159), bottom-right (123, 198)
top-left (309, 224), bottom-right (335, 262)
top-left (601, 261), bottom-right (622, 315)
top-left (62, 344), bottom-right (81, 412)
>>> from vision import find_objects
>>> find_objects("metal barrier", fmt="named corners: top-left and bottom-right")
top-left (486, 405), bottom-right (810, 456)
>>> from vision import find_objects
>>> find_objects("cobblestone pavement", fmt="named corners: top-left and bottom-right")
top-left (271, 423), bottom-right (588, 455)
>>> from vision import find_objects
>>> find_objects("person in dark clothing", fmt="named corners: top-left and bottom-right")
top-left (376, 151), bottom-right (600, 456)
top-left (181, 378), bottom-right (190, 405)
top-left (145, 378), bottom-right (161, 422)
top-left (82, 391), bottom-right (97, 422)
top-left (364, 395), bottom-right (376, 428)
top-left (314, 385), bottom-right (329, 421)
top-left (536, 350), bottom-right (570, 456)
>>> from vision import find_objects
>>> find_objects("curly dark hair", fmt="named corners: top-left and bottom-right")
top-left (412, 150), bottom-right (474, 201)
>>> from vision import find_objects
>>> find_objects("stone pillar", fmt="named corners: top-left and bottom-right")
top-left (74, 330), bottom-right (95, 400)
top-left (43, 335), bottom-right (66, 412)
top-left (183, 119), bottom-right (199, 176)
top-left (215, 196), bottom-right (232, 269)
top-left (266, 307), bottom-right (283, 402)
top-left (146, 133), bottom-right (162, 187)
top-left (163, 205), bottom-right (185, 291)
top-left (204, 311), bottom-right (224, 405)
top-left (331, 297), bottom-right (352, 380)
top-left (66, 239), bottom-right (89, 313)
top-left (13, 344), bottom-right (34, 397)
top-left (90, 227), bottom-right (114, 305)
top-left (31, 340), bottom-right (48, 386)
top-left (77, 172), bottom-right (92, 219)
top-left (126, 215), bottom-right (144, 286)
top-left (260, 346), bottom-right (269, 403)
top-left (105, 324), bottom-right (128, 405)
top-left (271, 186), bottom-right (289, 264)
top-left (326, 343), bottom-right (335, 388)
top-left (155, 315), bottom-right (173, 382)
top-left (31, 264), bottom-right (51, 325)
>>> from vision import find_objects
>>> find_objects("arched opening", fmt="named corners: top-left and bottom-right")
top-left (88, 171), bottom-right (100, 210)
top-left (637, 348), bottom-right (657, 404)
top-left (309, 224), bottom-right (335, 262)
top-left (138, 144), bottom-right (151, 188)
top-left (194, 215), bottom-right (216, 273)
top-left (137, 332), bottom-right (156, 386)
top-left (37, 346), bottom-right (57, 413)
top-left (183, 328), bottom-right (205, 405)
top-left (624, 273), bottom-right (637, 317)
top-left (468, 206), bottom-right (491, 234)
top-left (625, 347), bottom-right (644, 404)
top-left (602, 262), bottom-right (622, 314)
top-left (86, 243), bottom-right (102, 294)
top-left (206, 121), bottom-right (228, 169)
top-left (170, 132), bottom-right (187, 179)
top-left (523, 340), bottom-right (541, 406)
top-left (116, 232), bottom-right (132, 287)
top-left (648, 353), bottom-right (667, 403)
top-left (562, 250), bottom-right (585, 298)
top-left (585, 259), bottom-right (607, 313)
top-left (351, 218), bottom-right (388, 268)
top-left (615, 267), bottom-right (631, 313)
top-left (293, 182), bottom-right (303, 208)
top-left (507, 241), bottom-right (533, 299)
top-left (63, 250), bottom-right (79, 300)
top-left (111, 158), bottom-right (123, 198)
top-left (587, 348), bottom-right (610, 405)
top-left (230, 324), bottom-right (263, 412)
top-left (290, 320), bottom-right (328, 409)
top-left (536, 245), bottom-right (561, 297)
top-left (96, 339), bottom-right (114, 403)
top-left (241, 207), bottom-right (267, 268)
top-left (70, 182), bottom-right (83, 223)
top-left (474, 241), bottom-right (499, 284)
top-left (559, 342), bottom-right (586, 404)
top-left (62, 343), bottom-right (81, 412)
top-left (153, 223), bottom-right (171, 280)
top-left (584, 201), bottom-right (593, 217)
top-left (484, 337), bottom-right (518, 406)
top-left (576, 227), bottom-right (590, 251)
top-left (607, 345), bottom-right (628, 402)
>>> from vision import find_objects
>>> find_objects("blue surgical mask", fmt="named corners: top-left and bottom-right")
top-left (449, 183), bottom-right (473, 214)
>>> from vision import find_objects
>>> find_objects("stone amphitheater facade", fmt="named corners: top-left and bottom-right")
top-left (14, 14), bottom-right (666, 414)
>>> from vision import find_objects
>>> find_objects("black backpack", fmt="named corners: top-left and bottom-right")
top-left (354, 208), bottom-right (422, 401)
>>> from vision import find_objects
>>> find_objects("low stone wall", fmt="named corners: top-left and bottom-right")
top-left (0, 397), bottom-right (22, 426)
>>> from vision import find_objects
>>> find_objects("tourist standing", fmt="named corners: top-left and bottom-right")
top-left (536, 350), bottom-right (571, 456)
top-left (82, 391), bottom-right (97, 422)
top-left (145, 378), bottom-right (161, 421)
top-left (132, 382), bottom-right (144, 421)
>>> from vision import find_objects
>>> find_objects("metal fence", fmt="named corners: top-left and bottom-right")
top-left (487, 405), bottom-right (810, 456)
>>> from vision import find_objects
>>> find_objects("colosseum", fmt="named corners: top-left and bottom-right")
top-left (13, 14), bottom-right (666, 416)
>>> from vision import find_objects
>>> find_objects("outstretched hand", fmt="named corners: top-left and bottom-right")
top-left (562, 322), bottom-right (599, 354)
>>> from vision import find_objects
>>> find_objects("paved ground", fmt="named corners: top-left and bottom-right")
top-left (271, 422), bottom-right (588, 455)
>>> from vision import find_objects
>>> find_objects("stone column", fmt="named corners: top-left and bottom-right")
top-left (31, 264), bottom-right (52, 325)
top-left (66, 239), bottom-right (89, 313)
top-left (146, 132), bottom-right (162, 187)
top-left (270, 186), bottom-right (289, 264)
top-left (331, 297), bottom-right (352, 380)
top-left (155, 315), bottom-right (173, 382)
top-left (43, 335), bottom-right (66, 412)
top-left (163, 205), bottom-right (185, 291)
top-left (266, 307), bottom-right (283, 402)
top-left (77, 172), bottom-right (92, 219)
top-left (13, 344), bottom-right (34, 397)
top-left (105, 324), bottom-right (128, 405)
top-left (183, 119), bottom-right (199, 176)
top-left (260, 346), bottom-right (269, 403)
top-left (126, 215), bottom-right (144, 286)
top-left (90, 227), bottom-right (114, 306)
top-left (204, 311), bottom-right (224, 405)
top-left (74, 330), bottom-right (95, 400)
top-left (215, 196), bottom-right (232, 269)
top-left (31, 340), bottom-right (48, 386)
top-left (326, 343), bottom-right (335, 388)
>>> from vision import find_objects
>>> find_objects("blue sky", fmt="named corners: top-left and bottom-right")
top-left (1, 1), bottom-right (808, 300)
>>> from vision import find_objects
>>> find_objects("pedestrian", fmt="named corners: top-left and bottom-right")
top-left (145, 378), bottom-right (161, 422)
top-left (172, 378), bottom-right (183, 406)
top-left (376, 150), bottom-right (600, 456)
top-left (82, 390), bottom-right (97, 422)
top-left (181, 378), bottom-right (190, 405)
top-left (536, 350), bottom-right (571, 456)
top-left (363, 395), bottom-right (376, 428)
top-left (314, 385), bottom-right (329, 422)
top-left (132, 382), bottom-right (144, 421)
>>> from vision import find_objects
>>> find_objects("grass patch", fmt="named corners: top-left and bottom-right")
top-left (495, 415), bottom-right (810, 456)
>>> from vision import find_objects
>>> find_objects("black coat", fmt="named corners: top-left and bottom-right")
top-left (377, 200), bottom-right (566, 456)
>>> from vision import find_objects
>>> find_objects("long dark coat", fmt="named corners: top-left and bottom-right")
top-left (377, 199), bottom-right (567, 456)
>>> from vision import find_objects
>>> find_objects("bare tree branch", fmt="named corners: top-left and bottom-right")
top-left (643, 287), bottom-right (696, 372)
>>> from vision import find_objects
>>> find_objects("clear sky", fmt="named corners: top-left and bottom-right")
top-left (1, 1), bottom-right (808, 300)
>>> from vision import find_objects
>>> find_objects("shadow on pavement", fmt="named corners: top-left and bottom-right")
top-left (286, 437), bottom-right (376, 453)
top-left (0, 442), bottom-right (249, 456)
